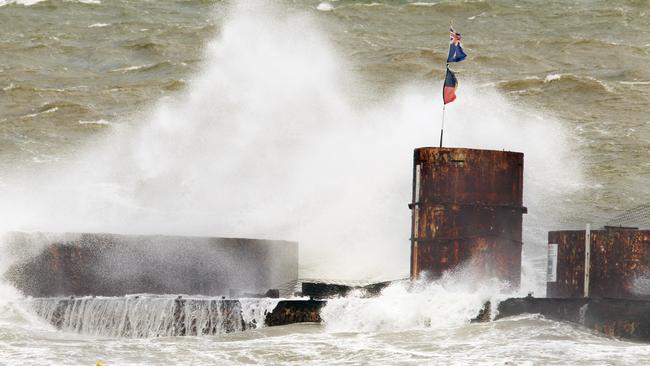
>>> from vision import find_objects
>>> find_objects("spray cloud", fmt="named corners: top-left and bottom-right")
top-left (0, 2), bottom-right (581, 284)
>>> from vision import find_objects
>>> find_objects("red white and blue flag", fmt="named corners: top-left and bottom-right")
top-left (447, 27), bottom-right (467, 63)
top-left (443, 65), bottom-right (458, 105)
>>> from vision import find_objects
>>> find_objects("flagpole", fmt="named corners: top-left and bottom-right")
top-left (439, 104), bottom-right (446, 148)
top-left (440, 21), bottom-right (451, 148)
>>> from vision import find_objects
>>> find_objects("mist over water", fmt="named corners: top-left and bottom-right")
top-left (0, 2), bottom-right (579, 285)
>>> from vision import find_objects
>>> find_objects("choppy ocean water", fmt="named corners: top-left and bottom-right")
top-left (1, 0), bottom-right (650, 364)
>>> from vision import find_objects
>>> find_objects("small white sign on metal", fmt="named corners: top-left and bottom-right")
top-left (547, 244), bottom-right (558, 282)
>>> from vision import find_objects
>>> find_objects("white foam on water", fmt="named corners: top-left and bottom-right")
top-left (321, 266), bottom-right (508, 333)
top-left (0, 0), bottom-right (97, 5)
top-left (316, 2), bottom-right (333, 11)
top-left (79, 119), bottom-right (111, 125)
top-left (239, 298), bottom-right (282, 329)
top-left (0, 0), bottom-right (46, 6)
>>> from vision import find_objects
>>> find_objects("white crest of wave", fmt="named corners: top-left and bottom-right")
top-left (0, 2), bottom-right (581, 286)
top-left (321, 267), bottom-right (506, 332)
top-left (0, 0), bottom-right (45, 6)
top-left (0, 0), bottom-right (98, 6)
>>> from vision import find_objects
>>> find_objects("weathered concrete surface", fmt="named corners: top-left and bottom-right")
top-left (4, 232), bottom-right (298, 297)
top-left (409, 148), bottom-right (525, 287)
top-left (30, 297), bottom-right (325, 337)
top-left (265, 300), bottom-right (325, 326)
top-left (492, 297), bottom-right (650, 341)
top-left (548, 228), bottom-right (650, 299)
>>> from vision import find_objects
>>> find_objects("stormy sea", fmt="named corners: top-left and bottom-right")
top-left (1, 0), bottom-right (650, 364)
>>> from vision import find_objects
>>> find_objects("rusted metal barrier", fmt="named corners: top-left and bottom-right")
top-left (409, 147), bottom-right (525, 287)
top-left (547, 228), bottom-right (650, 299)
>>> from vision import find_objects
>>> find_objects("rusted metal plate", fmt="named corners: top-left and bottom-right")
top-left (414, 147), bottom-right (523, 206)
top-left (410, 148), bottom-right (525, 287)
top-left (548, 229), bottom-right (650, 299)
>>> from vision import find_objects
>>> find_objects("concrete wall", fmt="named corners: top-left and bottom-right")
top-left (4, 232), bottom-right (298, 297)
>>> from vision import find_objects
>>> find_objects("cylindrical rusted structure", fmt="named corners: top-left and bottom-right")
top-left (409, 147), bottom-right (525, 287)
top-left (547, 229), bottom-right (650, 299)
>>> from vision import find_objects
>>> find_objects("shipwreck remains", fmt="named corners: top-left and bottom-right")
top-left (4, 232), bottom-right (298, 297)
top-left (409, 147), bottom-right (525, 287)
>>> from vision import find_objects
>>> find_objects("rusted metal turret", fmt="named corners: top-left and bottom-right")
top-left (409, 147), bottom-right (525, 287)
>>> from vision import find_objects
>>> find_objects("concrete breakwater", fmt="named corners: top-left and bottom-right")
top-left (4, 232), bottom-right (298, 297)
top-left (30, 294), bottom-right (650, 341)
top-left (495, 297), bottom-right (650, 341)
top-left (28, 296), bottom-right (325, 337)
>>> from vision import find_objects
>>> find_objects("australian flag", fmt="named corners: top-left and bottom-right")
top-left (447, 27), bottom-right (467, 63)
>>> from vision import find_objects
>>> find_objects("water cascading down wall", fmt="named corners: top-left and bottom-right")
top-left (409, 147), bottom-right (526, 287)
top-left (2, 232), bottom-right (307, 337)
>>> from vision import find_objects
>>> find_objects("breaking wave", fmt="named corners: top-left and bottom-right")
top-left (497, 73), bottom-right (614, 95)
top-left (0, 0), bottom-right (99, 6)
top-left (0, 1), bottom-right (581, 287)
top-left (321, 267), bottom-right (509, 333)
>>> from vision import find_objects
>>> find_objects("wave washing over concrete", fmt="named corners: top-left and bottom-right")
top-left (25, 296), bottom-right (280, 338)
top-left (321, 268), bottom-right (508, 333)
top-left (3, 1), bottom-right (638, 365)
top-left (0, 2), bottom-right (580, 285)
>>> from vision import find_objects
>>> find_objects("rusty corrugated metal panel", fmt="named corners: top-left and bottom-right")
top-left (547, 229), bottom-right (650, 299)
top-left (409, 147), bottom-right (525, 287)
